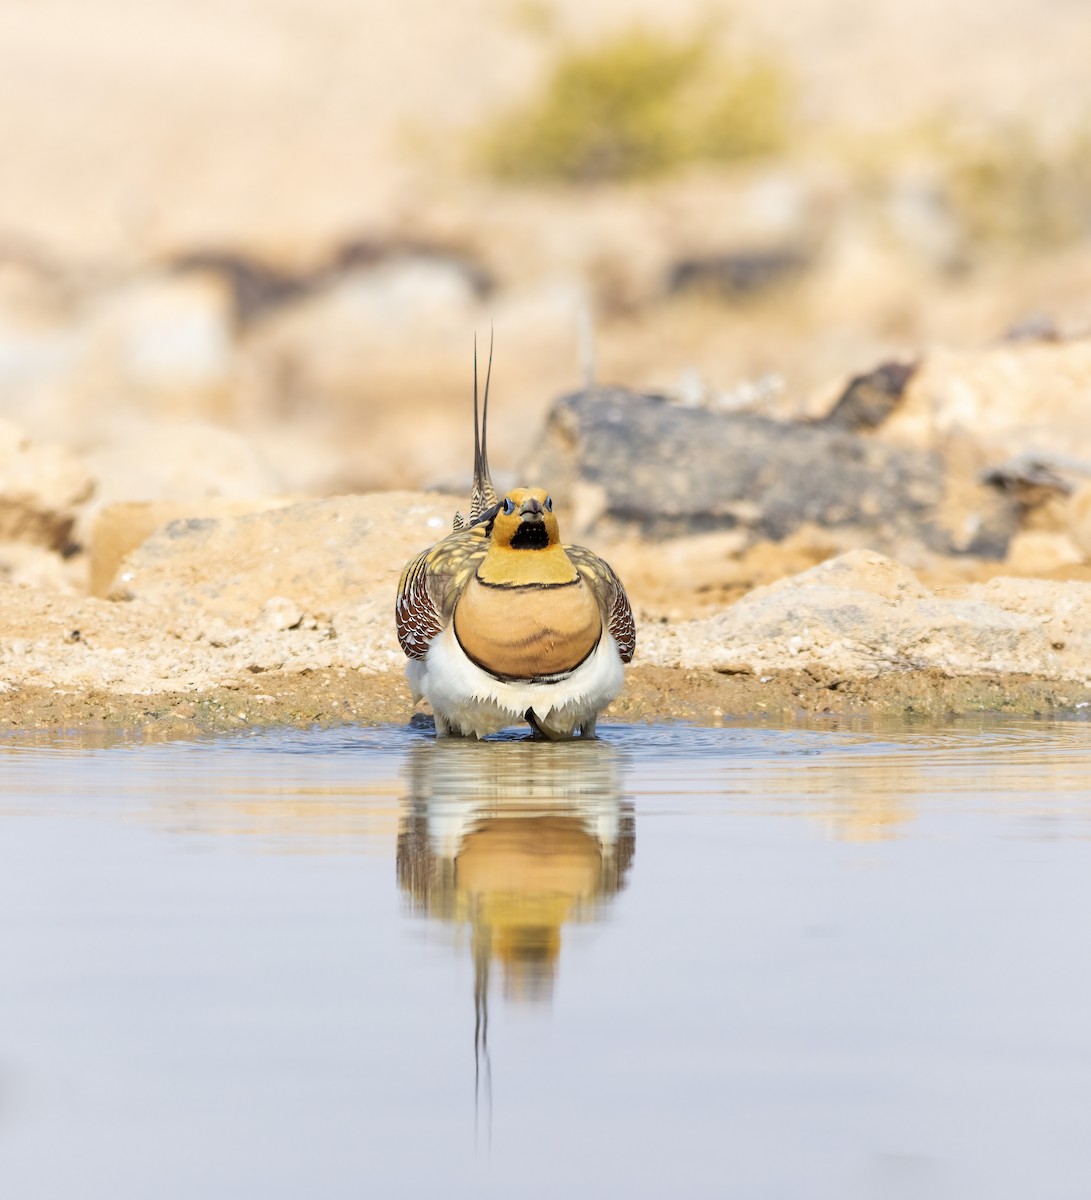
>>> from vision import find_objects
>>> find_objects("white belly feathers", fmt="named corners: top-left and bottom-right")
top-left (407, 621), bottom-right (625, 739)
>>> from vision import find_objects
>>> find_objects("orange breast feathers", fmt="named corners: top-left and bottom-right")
top-left (453, 575), bottom-right (603, 680)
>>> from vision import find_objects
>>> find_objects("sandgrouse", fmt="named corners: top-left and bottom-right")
top-left (395, 343), bottom-right (635, 739)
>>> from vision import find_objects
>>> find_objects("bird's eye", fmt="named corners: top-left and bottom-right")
top-left (544, 495), bottom-right (553, 512)
top-left (503, 498), bottom-right (516, 515)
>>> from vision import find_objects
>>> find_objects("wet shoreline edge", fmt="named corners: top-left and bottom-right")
top-left (2, 664), bottom-right (1088, 740)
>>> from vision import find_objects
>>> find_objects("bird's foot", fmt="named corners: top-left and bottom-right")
top-left (524, 708), bottom-right (568, 742)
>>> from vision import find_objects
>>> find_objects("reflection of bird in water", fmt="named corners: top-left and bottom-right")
top-left (396, 739), bottom-right (635, 1136)
top-left (397, 739), bottom-right (634, 998)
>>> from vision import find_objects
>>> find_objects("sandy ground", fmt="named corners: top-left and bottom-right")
top-left (2, 666), bottom-right (1088, 744)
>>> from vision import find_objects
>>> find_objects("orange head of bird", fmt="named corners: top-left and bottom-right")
top-left (486, 487), bottom-right (561, 551)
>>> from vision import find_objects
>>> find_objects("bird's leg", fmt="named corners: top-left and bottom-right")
top-left (524, 708), bottom-right (566, 742)
top-left (579, 717), bottom-right (598, 739)
top-left (437, 715), bottom-right (477, 739)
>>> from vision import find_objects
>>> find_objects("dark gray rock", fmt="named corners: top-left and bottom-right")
top-left (523, 387), bottom-right (1019, 557)
top-left (821, 361), bottom-right (916, 431)
top-left (1001, 313), bottom-right (1061, 344)
top-left (982, 453), bottom-right (1083, 497)
top-left (171, 251), bottom-right (308, 326)
top-left (981, 452), bottom-right (1091, 529)
top-left (665, 248), bottom-right (809, 299)
top-left (172, 240), bottom-right (493, 327)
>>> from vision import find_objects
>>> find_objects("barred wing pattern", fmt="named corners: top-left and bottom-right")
top-left (565, 544), bottom-right (637, 663)
top-left (395, 527), bottom-right (489, 660)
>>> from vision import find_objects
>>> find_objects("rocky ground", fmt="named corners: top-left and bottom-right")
top-left (2, 336), bottom-right (1091, 737)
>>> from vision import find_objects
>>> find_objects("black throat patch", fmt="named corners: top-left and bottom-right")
top-left (510, 521), bottom-right (550, 550)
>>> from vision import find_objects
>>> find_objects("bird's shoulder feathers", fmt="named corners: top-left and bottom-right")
top-left (396, 526), bottom-right (489, 660)
top-left (563, 543), bottom-right (637, 663)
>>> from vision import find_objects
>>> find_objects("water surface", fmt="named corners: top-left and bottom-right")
top-left (2, 718), bottom-right (1091, 1198)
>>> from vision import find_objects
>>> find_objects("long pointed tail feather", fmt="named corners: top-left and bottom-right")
top-left (469, 329), bottom-right (497, 522)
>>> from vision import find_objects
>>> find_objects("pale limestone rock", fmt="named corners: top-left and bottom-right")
top-left (83, 273), bottom-right (235, 397)
top-left (259, 597), bottom-right (304, 633)
top-left (110, 492), bottom-right (456, 639)
top-left (309, 259), bottom-right (480, 331)
top-left (641, 549), bottom-right (1078, 680)
top-left (245, 261), bottom-right (479, 401)
top-left (944, 577), bottom-right (1091, 671)
top-left (0, 417), bottom-right (94, 550)
top-left (90, 496), bottom-right (296, 598)
top-left (1069, 483), bottom-right (1091, 562)
top-left (0, 274), bottom-right (237, 448)
top-left (1004, 530), bottom-right (1085, 575)
top-left (883, 341), bottom-right (1091, 462)
top-left (0, 542), bottom-right (71, 590)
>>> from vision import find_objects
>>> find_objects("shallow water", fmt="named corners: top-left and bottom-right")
top-left (2, 717), bottom-right (1091, 1199)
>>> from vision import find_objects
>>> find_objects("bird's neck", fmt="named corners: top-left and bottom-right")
top-left (476, 542), bottom-right (578, 587)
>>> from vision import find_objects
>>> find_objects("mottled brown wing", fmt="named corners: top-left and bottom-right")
top-left (565, 544), bottom-right (637, 663)
top-left (395, 527), bottom-right (489, 660)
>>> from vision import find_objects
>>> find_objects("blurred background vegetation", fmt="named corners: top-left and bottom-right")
top-left (478, 25), bottom-right (790, 182)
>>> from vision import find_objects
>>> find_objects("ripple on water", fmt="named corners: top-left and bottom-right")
top-left (3, 715), bottom-right (1089, 832)
top-left (1, 711), bottom-right (1087, 763)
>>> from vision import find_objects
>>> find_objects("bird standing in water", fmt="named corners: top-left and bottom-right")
top-left (395, 340), bottom-right (635, 739)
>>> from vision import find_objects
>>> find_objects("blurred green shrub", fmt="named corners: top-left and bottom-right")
top-left (478, 26), bottom-right (791, 183)
top-left (698, 61), bottom-right (791, 163)
top-left (941, 122), bottom-right (1091, 249)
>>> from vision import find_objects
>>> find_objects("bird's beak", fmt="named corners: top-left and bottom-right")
top-left (518, 497), bottom-right (544, 521)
